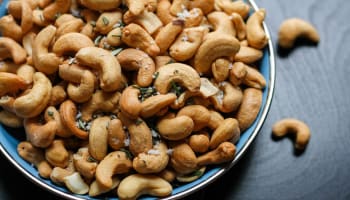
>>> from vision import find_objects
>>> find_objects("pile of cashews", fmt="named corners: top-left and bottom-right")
top-left (0, 0), bottom-right (269, 199)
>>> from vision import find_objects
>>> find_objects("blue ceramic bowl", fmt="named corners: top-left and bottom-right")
top-left (0, 0), bottom-right (275, 199)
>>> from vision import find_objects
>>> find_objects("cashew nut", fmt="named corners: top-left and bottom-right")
top-left (125, 0), bottom-right (147, 16)
top-left (79, 0), bottom-right (122, 11)
top-left (107, 118), bottom-right (127, 150)
top-left (207, 109), bottom-right (225, 130)
top-left (95, 151), bottom-right (132, 188)
top-left (211, 58), bottom-right (231, 82)
top-left (234, 46), bottom-right (263, 64)
top-left (95, 11), bottom-right (122, 34)
top-left (177, 105), bottom-right (211, 131)
top-left (89, 177), bottom-right (120, 197)
top-left (246, 9), bottom-right (268, 49)
top-left (13, 72), bottom-right (52, 118)
top-left (17, 141), bottom-right (53, 178)
top-left (76, 46), bottom-right (125, 92)
top-left (49, 82), bottom-right (67, 106)
top-left (44, 106), bottom-right (73, 138)
top-left (133, 142), bottom-right (169, 174)
top-left (157, 113), bottom-right (194, 141)
top-left (176, 166), bottom-right (206, 182)
top-left (169, 142), bottom-right (197, 174)
top-left (73, 147), bottom-right (98, 180)
top-left (157, 0), bottom-right (175, 25)
top-left (24, 116), bottom-right (57, 148)
top-left (63, 172), bottom-right (89, 195)
top-left (117, 174), bottom-right (173, 200)
top-left (231, 12), bottom-right (246, 41)
top-left (0, 72), bottom-right (28, 96)
top-left (117, 48), bottom-right (156, 87)
top-left (272, 118), bottom-right (311, 150)
top-left (88, 116), bottom-right (110, 161)
top-left (53, 33), bottom-right (94, 56)
top-left (242, 64), bottom-right (266, 89)
top-left (278, 18), bottom-right (320, 49)
top-left (154, 63), bottom-right (201, 94)
top-left (189, 0), bottom-right (214, 15)
top-left (229, 61), bottom-right (248, 86)
top-left (188, 131), bottom-right (210, 153)
top-left (215, 0), bottom-right (250, 19)
top-left (45, 139), bottom-right (70, 168)
top-left (0, 15), bottom-right (23, 42)
top-left (43, 0), bottom-right (71, 21)
top-left (7, 1), bottom-right (33, 34)
top-left (124, 10), bottom-right (163, 35)
top-left (140, 93), bottom-right (177, 118)
top-left (0, 37), bottom-right (27, 64)
top-left (210, 118), bottom-right (240, 149)
top-left (56, 18), bottom-right (85, 38)
top-left (235, 88), bottom-right (263, 131)
top-left (0, 110), bottom-right (23, 128)
top-left (210, 81), bottom-right (243, 113)
top-left (197, 141), bottom-right (236, 166)
top-left (119, 86), bottom-right (142, 119)
top-left (155, 19), bottom-right (184, 54)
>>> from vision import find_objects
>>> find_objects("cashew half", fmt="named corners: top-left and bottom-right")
top-left (278, 18), bottom-right (320, 49)
top-left (119, 86), bottom-right (142, 119)
top-left (24, 117), bottom-right (57, 148)
top-left (246, 9), bottom-right (268, 49)
top-left (169, 142), bottom-right (197, 174)
top-left (177, 105), bottom-right (211, 131)
top-left (272, 118), bottom-right (311, 150)
top-left (0, 37), bottom-right (27, 64)
top-left (73, 147), bottom-right (98, 180)
top-left (53, 33), bottom-right (94, 56)
top-left (210, 118), bottom-right (240, 149)
top-left (0, 15), bottom-right (23, 42)
top-left (140, 93), bottom-right (177, 118)
top-left (157, 113), bottom-right (194, 141)
top-left (0, 72), bottom-right (28, 96)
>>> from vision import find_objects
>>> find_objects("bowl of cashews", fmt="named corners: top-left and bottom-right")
top-left (0, 0), bottom-right (275, 199)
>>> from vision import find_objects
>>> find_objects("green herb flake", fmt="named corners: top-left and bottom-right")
top-left (102, 16), bottom-right (109, 25)
top-left (111, 48), bottom-right (123, 56)
top-left (47, 110), bottom-right (54, 119)
top-left (94, 35), bottom-right (103, 46)
top-left (111, 34), bottom-right (122, 38)
top-left (87, 156), bottom-right (97, 162)
top-left (54, 12), bottom-right (61, 20)
top-left (152, 71), bottom-right (159, 80)
top-left (170, 81), bottom-right (182, 96)
top-left (120, 148), bottom-right (133, 160)
top-left (166, 59), bottom-right (175, 65)
top-left (77, 119), bottom-right (86, 130)
top-left (135, 118), bottom-right (143, 125)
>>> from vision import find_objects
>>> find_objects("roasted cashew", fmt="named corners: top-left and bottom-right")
top-left (44, 106), bottom-right (72, 138)
top-left (50, 166), bottom-right (75, 185)
top-left (197, 141), bottom-right (236, 166)
top-left (140, 93), bottom-right (177, 118)
top-left (169, 26), bottom-right (206, 61)
top-left (32, 9), bottom-right (51, 27)
top-left (154, 63), bottom-right (201, 94)
top-left (95, 151), bottom-right (132, 188)
top-left (122, 23), bottom-right (160, 57)
top-left (157, 168), bottom-right (176, 183)
top-left (24, 117), bottom-right (57, 148)
top-left (124, 0), bottom-right (147, 16)
top-left (207, 11), bottom-right (236, 36)
top-left (32, 25), bottom-right (62, 74)
top-left (58, 63), bottom-right (96, 103)
top-left (49, 82), bottom-right (67, 106)
top-left (17, 64), bottom-right (35, 85)
top-left (155, 19), bottom-right (184, 54)
top-left (188, 131), bottom-right (210, 153)
top-left (119, 86), bottom-right (142, 119)
top-left (169, 0), bottom-right (189, 16)
top-left (189, 0), bottom-right (214, 15)
top-left (117, 48), bottom-right (156, 87)
top-left (88, 116), bottom-right (110, 161)
top-left (89, 177), bottom-right (120, 197)
top-left (95, 11), bottom-right (122, 34)
top-left (207, 109), bottom-right (225, 130)
top-left (210, 81), bottom-right (243, 113)
top-left (169, 142), bottom-right (197, 174)
top-left (0, 96), bottom-right (16, 113)
top-left (272, 118), bottom-right (311, 150)
top-left (63, 172), bottom-right (89, 195)
top-left (229, 61), bottom-right (248, 86)
top-left (177, 105), bottom-right (211, 131)
top-left (231, 12), bottom-right (246, 41)
top-left (170, 90), bottom-right (200, 109)
top-left (0, 110), bottom-right (23, 128)
top-left (242, 64), bottom-right (266, 89)
top-left (117, 174), bottom-right (173, 200)
top-left (215, 0), bottom-right (250, 19)
top-left (17, 141), bottom-right (53, 178)
top-left (210, 118), bottom-right (240, 149)
top-left (106, 27), bottom-right (123, 46)
top-left (157, 0), bottom-right (175, 25)
top-left (13, 72), bottom-right (52, 118)
top-left (56, 18), bottom-right (85, 38)
top-left (80, 90), bottom-right (121, 121)
top-left (211, 58), bottom-right (231, 82)
top-left (133, 142), bottom-right (169, 174)
top-left (60, 99), bottom-right (89, 139)
top-left (182, 8), bottom-right (204, 28)
top-left (43, 0), bottom-right (71, 21)
top-left (235, 88), bottom-right (263, 131)
top-left (199, 77), bottom-right (219, 98)
top-left (0, 15), bottom-right (23, 42)
top-left (0, 37), bottom-right (27, 65)
top-left (79, 0), bottom-right (122, 11)
top-left (73, 147), bottom-right (98, 180)
top-left (154, 56), bottom-right (174, 70)
top-left (53, 33), bottom-right (94, 56)
top-left (107, 118), bottom-right (126, 150)
top-left (246, 9), bottom-right (268, 49)
top-left (123, 10), bottom-right (163, 35)
top-left (278, 18), bottom-right (320, 49)
top-left (234, 46), bottom-right (263, 64)
top-left (0, 72), bottom-right (28, 96)
top-left (76, 46), bottom-right (125, 92)
top-left (7, 1), bottom-right (33, 34)
top-left (45, 139), bottom-right (70, 168)
top-left (157, 113), bottom-right (194, 140)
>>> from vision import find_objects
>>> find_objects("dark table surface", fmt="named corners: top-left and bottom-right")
top-left (1, 0), bottom-right (350, 199)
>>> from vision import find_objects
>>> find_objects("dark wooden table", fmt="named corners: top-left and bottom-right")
top-left (1, 0), bottom-right (350, 199)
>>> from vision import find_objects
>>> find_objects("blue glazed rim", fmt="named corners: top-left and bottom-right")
top-left (0, 0), bottom-right (276, 199)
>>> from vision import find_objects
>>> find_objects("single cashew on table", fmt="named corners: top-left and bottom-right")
top-left (0, 0), bottom-right (269, 199)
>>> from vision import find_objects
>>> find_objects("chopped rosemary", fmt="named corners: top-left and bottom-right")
top-left (111, 34), bottom-right (122, 38)
top-left (111, 48), bottom-right (123, 56)
top-left (135, 118), bottom-right (143, 125)
top-left (94, 35), bottom-right (103, 46)
top-left (87, 156), bottom-right (97, 162)
top-left (132, 85), bottom-right (158, 101)
top-left (102, 16), bottom-right (109, 25)
top-left (170, 81), bottom-right (183, 96)
top-left (47, 110), bottom-right (54, 118)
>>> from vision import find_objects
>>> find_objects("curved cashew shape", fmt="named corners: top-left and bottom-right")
top-left (215, 0), bottom-right (250, 19)
top-left (210, 118), bottom-right (240, 149)
top-left (44, 106), bottom-right (73, 138)
top-left (272, 118), bottom-right (311, 150)
top-left (45, 139), bottom-right (70, 168)
top-left (140, 93), bottom-right (177, 118)
top-left (155, 19), bottom-right (185, 54)
top-left (229, 62), bottom-right (248, 86)
top-left (177, 105), bottom-right (211, 131)
top-left (197, 141), bottom-right (236, 166)
top-left (235, 88), bottom-right (262, 131)
top-left (246, 9), bottom-right (268, 49)
top-left (0, 72), bottom-right (28, 96)
top-left (154, 63), bottom-right (201, 94)
top-left (56, 18), bottom-right (85, 38)
top-left (0, 96), bottom-right (16, 113)
top-left (0, 15), bottom-right (23, 42)
top-left (13, 72), bottom-right (52, 118)
top-left (278, 18), bottom-right (320, 49)
top-left (24, 117), bottom-right (57, 148)
top-left (32, 9), bottom-right (51, 27)
top-left (170, 142), bottom-right (197, 174)
top-left (0, 37), bottom-right (27, 64)
top-left (125, 0), bottom-right (146, 16)
top-left (49, 83), bottom-right (67, 106)
top-left (211, 58), bottom-right (231, 82)
top-left (231, 12), bottom-right (247, 41)
top-left (169, 26), bottom-right (206, 61)
top-left (157, 0), bottom-right (175, 25)
top-left (43, 0), bottom-right (71, 21)
top-left (73, 147), bottom-right (98, 180)
top-left (7, 1), bottom-right (33, 34)
top-left (95, 11), bottom-right (122, 34)
top-left (89, 177), bottom-right (120, 197)
top-left (59, 63), bottom-right (96, 103)
top-left (107, 118), bottom-right (127, 150)
top-left (53, 33), bottom-right (94, 56)
top-left (189, 0), bottom-right (214, 15)
top-left (81, 90), bottom-right (121, 121)
top-left (210, 81), bottom-right (243, 113)
top-left (17, 141), bottom-right (52, 178)
top-left (157, 113), bottom-right (194, 140)
top-left (60, 99), bottom-right (89, 139)
top-left (89, 116), bottom-right (110, 161)
top-left (242, 64), bottom-right (266, 89)
top-left (189, 131), bottom-right (210, 153)
top-left (79, 0), bottom-right (122, 11)
top-left (133, 142), bottom-right (169, 174)
top-left (119, 86), bottom-right (142, 119)
top-left (124, 10), bottom-right (163, 35)
top-left (32, 25), bottom-right (62, 75)
top-left (234, 46), bottom-right (263, 64)
top-left (95, 151), bottom-right (132, 188)
top-left (117, 174), bottom-right (173, 199)
top-left (122, 23), bottom-right (160, 57)
top-left (76, 46), bottom-right (125, 92)
top-left (0, 110), bottom-right (23, 128)
top-left (207, 110), bottom-right (225, 130)
top-left (207, 11), bottom-right (236, 36)
top-left (117, 48), bottom-right (156, 87)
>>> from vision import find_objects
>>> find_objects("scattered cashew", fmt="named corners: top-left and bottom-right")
top-left (0, 15), bottom-right (23, 42)
top-left (73, 147), bottom-right (98, 180)
top-left (117, 174), bottom-right (173, 200)
top-left (119, 86), bottom-right (142, 119)
top-left (45, 106), bottom-right (72, 138)
top-left (234, 46), bottom-right (263, 64)
top-left (140, 93), bottom-right (177, 118)
top-left (246, 9), bottom-right (268, 49)
top-left (24, 116), bottom-right (57, 148)
top-left (95, 11), bottom-right (122, 34)
top-left (63, 172), bottom-right (89, 195)
top-left (177, 105), bottom-right (211, 131)
top-left (107, 118), bottom-right (126, 150)
top-left (79, 0), bottom-right (122, 11)
top-left (210, 81), bottom-right (243, 113)
top-left (155, 19), bottom-right (184, 54)
top-left (272, 118), bottom-right (311, 150)
top-left (278, 18), bottom-right (320, 49)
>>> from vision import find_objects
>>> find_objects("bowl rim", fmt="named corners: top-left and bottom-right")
top-left (0, 0), bottom-right (276, 199)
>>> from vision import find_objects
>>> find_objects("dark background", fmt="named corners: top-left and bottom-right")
top-left (1, 0), bottom-right (350, 199)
